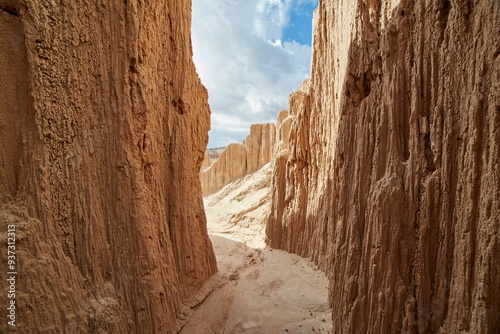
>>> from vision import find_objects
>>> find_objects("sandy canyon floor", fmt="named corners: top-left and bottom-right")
top-left (181, 164), bottom-right (333, 334)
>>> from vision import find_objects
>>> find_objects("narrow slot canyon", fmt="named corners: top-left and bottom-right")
top-left (183, 163), bottom-right (332, 333)
top-left (0, 0), bottom-right (499, 333)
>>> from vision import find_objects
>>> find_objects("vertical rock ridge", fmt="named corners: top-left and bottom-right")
top-left (200, 122), bottom-right (275, 196)
top-left (266, 0), bottom-right (500, 333)
top-left (202, 152), bottom-right (212, 169)
top-left (0, 1), bottom-right (216, 333)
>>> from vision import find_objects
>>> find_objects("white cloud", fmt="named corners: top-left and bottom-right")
top-left (192, 0), bottom-right (314, 148)
top-left (254, 0), bottom-right (292, 42)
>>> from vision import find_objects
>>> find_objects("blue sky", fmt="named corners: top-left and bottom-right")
top-left (283, 1), bottom-right (316, 45)
top-left (192, 0), bottom-right (317, 148)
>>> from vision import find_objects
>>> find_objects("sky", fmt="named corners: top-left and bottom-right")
top-left (192, 0), bottom-right (317, 148)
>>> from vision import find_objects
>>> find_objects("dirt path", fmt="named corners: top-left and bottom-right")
top-left (180, 165), bottom-right (332, 333)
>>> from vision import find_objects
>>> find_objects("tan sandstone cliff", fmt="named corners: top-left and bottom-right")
top-left (201, 123), bottom-right (275, 196)
top-left (202, 152), bottom-right (212, 169)
top-left (0, 0), bottom-right (216, 333)
top-left (267, 0), bottom-right (500, 333)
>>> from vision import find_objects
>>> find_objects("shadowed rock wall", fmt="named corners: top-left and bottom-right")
top-left (0, 0), bottom-right (216, 332)
top-left (266, 0), bottom-right (500, 333)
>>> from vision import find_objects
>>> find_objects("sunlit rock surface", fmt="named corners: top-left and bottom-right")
top-left (201, 123), bottom-right (275, 196)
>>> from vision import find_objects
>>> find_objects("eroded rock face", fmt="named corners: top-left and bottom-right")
top-left (267, 1), bottom-right (500, 333)
top-left (0, 1), bottom-right (216, 333)
top-left (201, 123), bottom-right (275, 196)
top-left (201, 143), bottom-right (248, 196)
top-left (202, 152), bottom-right (212, 169)
top-left (243, 123), bottom-right (276, 175)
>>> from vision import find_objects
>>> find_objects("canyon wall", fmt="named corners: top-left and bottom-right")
top-left (243, 123), bottom-right (276, 174)
top-left (266, 0), bottom-right (500, 333)
top-left (201, 123), bottom-right (275, 195)
top-left (0, 0), bottom-right (216, 333)
top-left (202, 152), bottom-right (212, 169)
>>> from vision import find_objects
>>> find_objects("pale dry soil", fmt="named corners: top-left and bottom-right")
top-left (181, 164), bottom-right (332, 334)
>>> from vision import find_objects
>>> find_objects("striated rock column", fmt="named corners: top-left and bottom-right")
top-left (266, 0), bottom-right (500, 333)
top-left (243, 123), bottom-right (276, 174)
top-left (201, 122), bottom-right (276, 196)
top-left (0, 0), bottom-right (216, 333)
top-left (201, 143), bottom-right (248, 196)
top-left (202, 152), bottom-right (212, 169)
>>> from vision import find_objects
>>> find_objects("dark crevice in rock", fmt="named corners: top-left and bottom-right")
top-left (440, 0), bottom-right (451, 21)
top-left (424, 132), bottom-right (436, 172)
top-left (346, 68), bottom-right (373, 108)
top-left (129, 57), bottom-right (138, 74)
top-left (0, 5), bottom-right (19, 16)
top-left (172, 97), bottom-right (186, 115)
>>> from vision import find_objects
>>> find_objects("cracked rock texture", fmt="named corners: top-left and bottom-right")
top-left (266, 0), bottom-right (500, 333)
top-left (201, 123), bottom-right (275, 196)
top-left (0, 0), bottom-right (216, 333)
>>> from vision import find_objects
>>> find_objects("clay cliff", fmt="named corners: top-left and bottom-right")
top-left (243, 123), bottom-right (276, 174)
top-left (202, 152), bottom-right (212, 169)
top-left (267, 0), bottom-right (500, 333)
top-left (0, 0), bottom-right (216, 333)
top-left (201, 123), bottom-right (275, 196)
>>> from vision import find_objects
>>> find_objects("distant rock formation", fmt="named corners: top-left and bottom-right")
top-left (201, 123), bottom-right (275, 196)
top-left (243, 123), bottom-right (276, 174)
top-left (206, 147), bottom-right (225, 161)
top-left (202, 152), bottom-right (212, 169)
top-left (0, 1), bottom-right (216, 333)
top-left (266, 1), bottom-right (500, 333)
